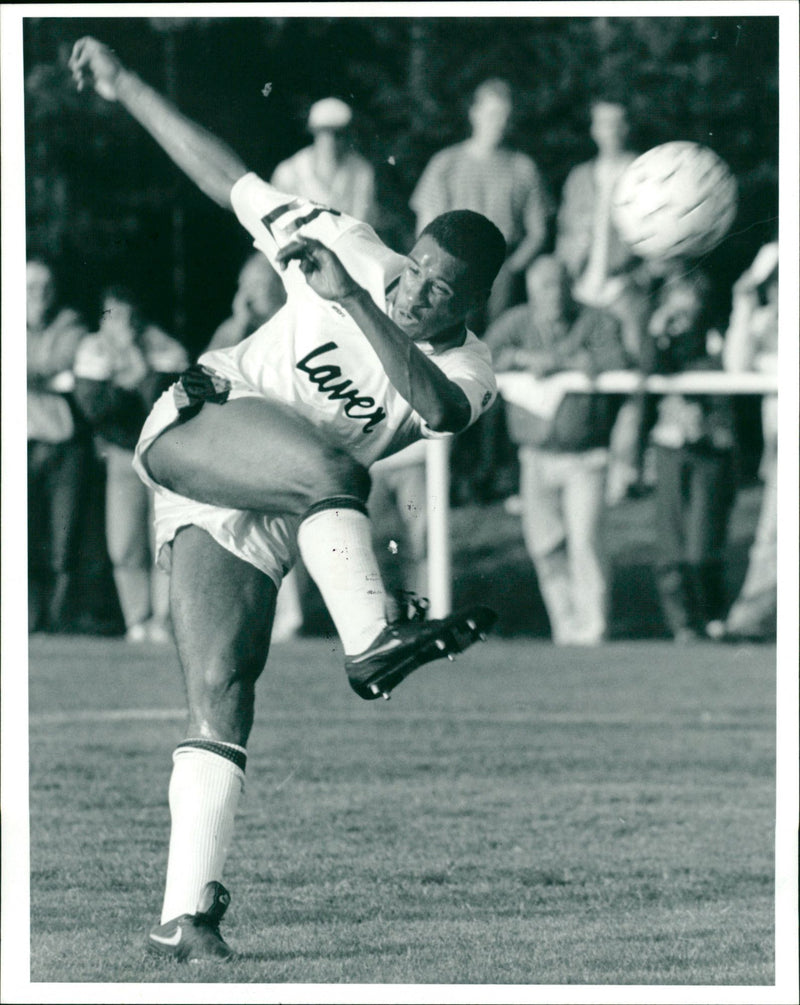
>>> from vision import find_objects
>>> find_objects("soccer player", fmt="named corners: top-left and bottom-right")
top-left (69, 37), bottom-right (505, 962)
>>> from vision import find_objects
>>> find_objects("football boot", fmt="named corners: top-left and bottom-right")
top-left (147, 880), bottom-right (234, 962)
top-left (345, 604), bottom-right (497, 700)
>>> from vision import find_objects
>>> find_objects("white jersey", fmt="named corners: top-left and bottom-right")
top-left (133, 172), bottom-right (497, 585)
top-left (199, 173), bottom-right (497, 468)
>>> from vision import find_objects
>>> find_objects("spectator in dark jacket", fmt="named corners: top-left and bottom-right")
top-left (73, 285), bottom-right (189, 643)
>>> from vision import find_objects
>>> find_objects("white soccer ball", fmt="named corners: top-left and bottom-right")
top-left (611, 141), bottom-right (738, 260)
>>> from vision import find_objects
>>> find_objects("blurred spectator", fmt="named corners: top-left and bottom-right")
top-left (271, 97), bottom-right (378, 227)
top-left (27, 257), bottom-right (90, 633)
top-left (641, 266), bottom-right (738, 641)
top-left (205, 253), bottom-right (287, 353)
top-left (709, 243), bottom-right (778, 642)
top-left (73, 285), bottom-right (189, 643)
top-left (486, 255), bottom-right (636, 644)
top-left (556, 96), bottom-right (638, 308)
top-left (410, 78), bottom-right (553, 331)
top-left (411, 79), bottom-right (553, 505)
top-left (369, 442), bottom-right (429, 622)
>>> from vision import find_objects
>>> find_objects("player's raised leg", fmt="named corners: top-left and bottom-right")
top-left (147, 397), bottom-right (494, 699)
top-left (144, 396), bottom-right (389, 657)
top-left (144, 397), bottom-right (372, 516)
top-left (148, 525), bottom-right (276, 962)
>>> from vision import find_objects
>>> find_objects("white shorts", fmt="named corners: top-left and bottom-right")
top-left (132, 385), bottom-right (300, 587)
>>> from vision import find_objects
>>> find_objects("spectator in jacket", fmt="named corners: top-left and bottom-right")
top-left (27, 257), bottom-right (90, 633)
top-left (73, 285), bottom-right (189, 643)
top-left (486, 255), bottom-right (636, 644)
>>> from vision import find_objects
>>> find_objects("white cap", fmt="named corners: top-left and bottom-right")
top-left (307, 97), bottom-right (353, 132)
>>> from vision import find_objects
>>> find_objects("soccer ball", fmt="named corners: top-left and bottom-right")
top-left (611, 142), bottom-right (738, 260)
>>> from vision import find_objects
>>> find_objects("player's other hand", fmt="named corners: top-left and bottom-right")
top-left (275, 237), bottom-right (363, 303)
top-left (69, 37), bottom-right (124, 102)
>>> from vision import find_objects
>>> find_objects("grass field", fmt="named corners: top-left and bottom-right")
top-left (24, 631), bottom-right (777, 991)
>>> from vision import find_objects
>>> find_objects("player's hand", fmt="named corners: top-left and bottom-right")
top-left (275, 237), bottom-right (363, 303)
top-left (69, 37), bottom-right (124, 102)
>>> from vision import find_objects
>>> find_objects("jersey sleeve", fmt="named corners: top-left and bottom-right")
top-left (230, 172), bottom-right (402, 303)
top-left (231, 172), bottom-right (361, 257)
top-left (419, 336), bottom-right (498, 438)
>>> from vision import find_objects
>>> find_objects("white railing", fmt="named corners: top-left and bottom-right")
top-left (425, 370), bottom-right (779, 617)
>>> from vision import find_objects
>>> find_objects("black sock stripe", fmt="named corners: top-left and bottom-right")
top-left (300, 495), bottom-right (369, 523)
top-left (176, 739), bottom-right (247, 773)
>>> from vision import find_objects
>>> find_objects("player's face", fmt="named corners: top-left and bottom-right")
top-left (393, 235), bottom-right (474, 343)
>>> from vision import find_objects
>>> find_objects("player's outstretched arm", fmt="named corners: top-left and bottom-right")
top-left (69, 37), bottom-right (247, 209)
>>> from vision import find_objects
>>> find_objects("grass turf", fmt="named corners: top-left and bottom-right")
top-left (26, 633), bottom-right (776, 986)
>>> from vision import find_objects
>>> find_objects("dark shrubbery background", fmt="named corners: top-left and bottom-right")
top-left (25, 15), bottom-right (778, 355)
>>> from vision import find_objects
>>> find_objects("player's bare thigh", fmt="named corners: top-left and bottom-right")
top-left (169, 525), bottom-right (277, 745)
top-left (143, 397), bottom-right (369, 513)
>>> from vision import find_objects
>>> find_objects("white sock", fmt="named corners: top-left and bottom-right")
top-left (297, 506), bottom-right (387, 655)
top-left (160, 742), bottom-right (246, 923)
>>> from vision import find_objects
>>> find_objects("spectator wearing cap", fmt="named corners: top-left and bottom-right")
top-left (270, 96), bottom-right (378, 227)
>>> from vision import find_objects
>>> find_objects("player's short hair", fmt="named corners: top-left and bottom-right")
top-left (420, 210), bottom-right (507, 294)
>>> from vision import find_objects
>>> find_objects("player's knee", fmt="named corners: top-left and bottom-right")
top-left (141, 434), bottom-right (178, 492)
top-left (313, 449), bottom-right (371, 504)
